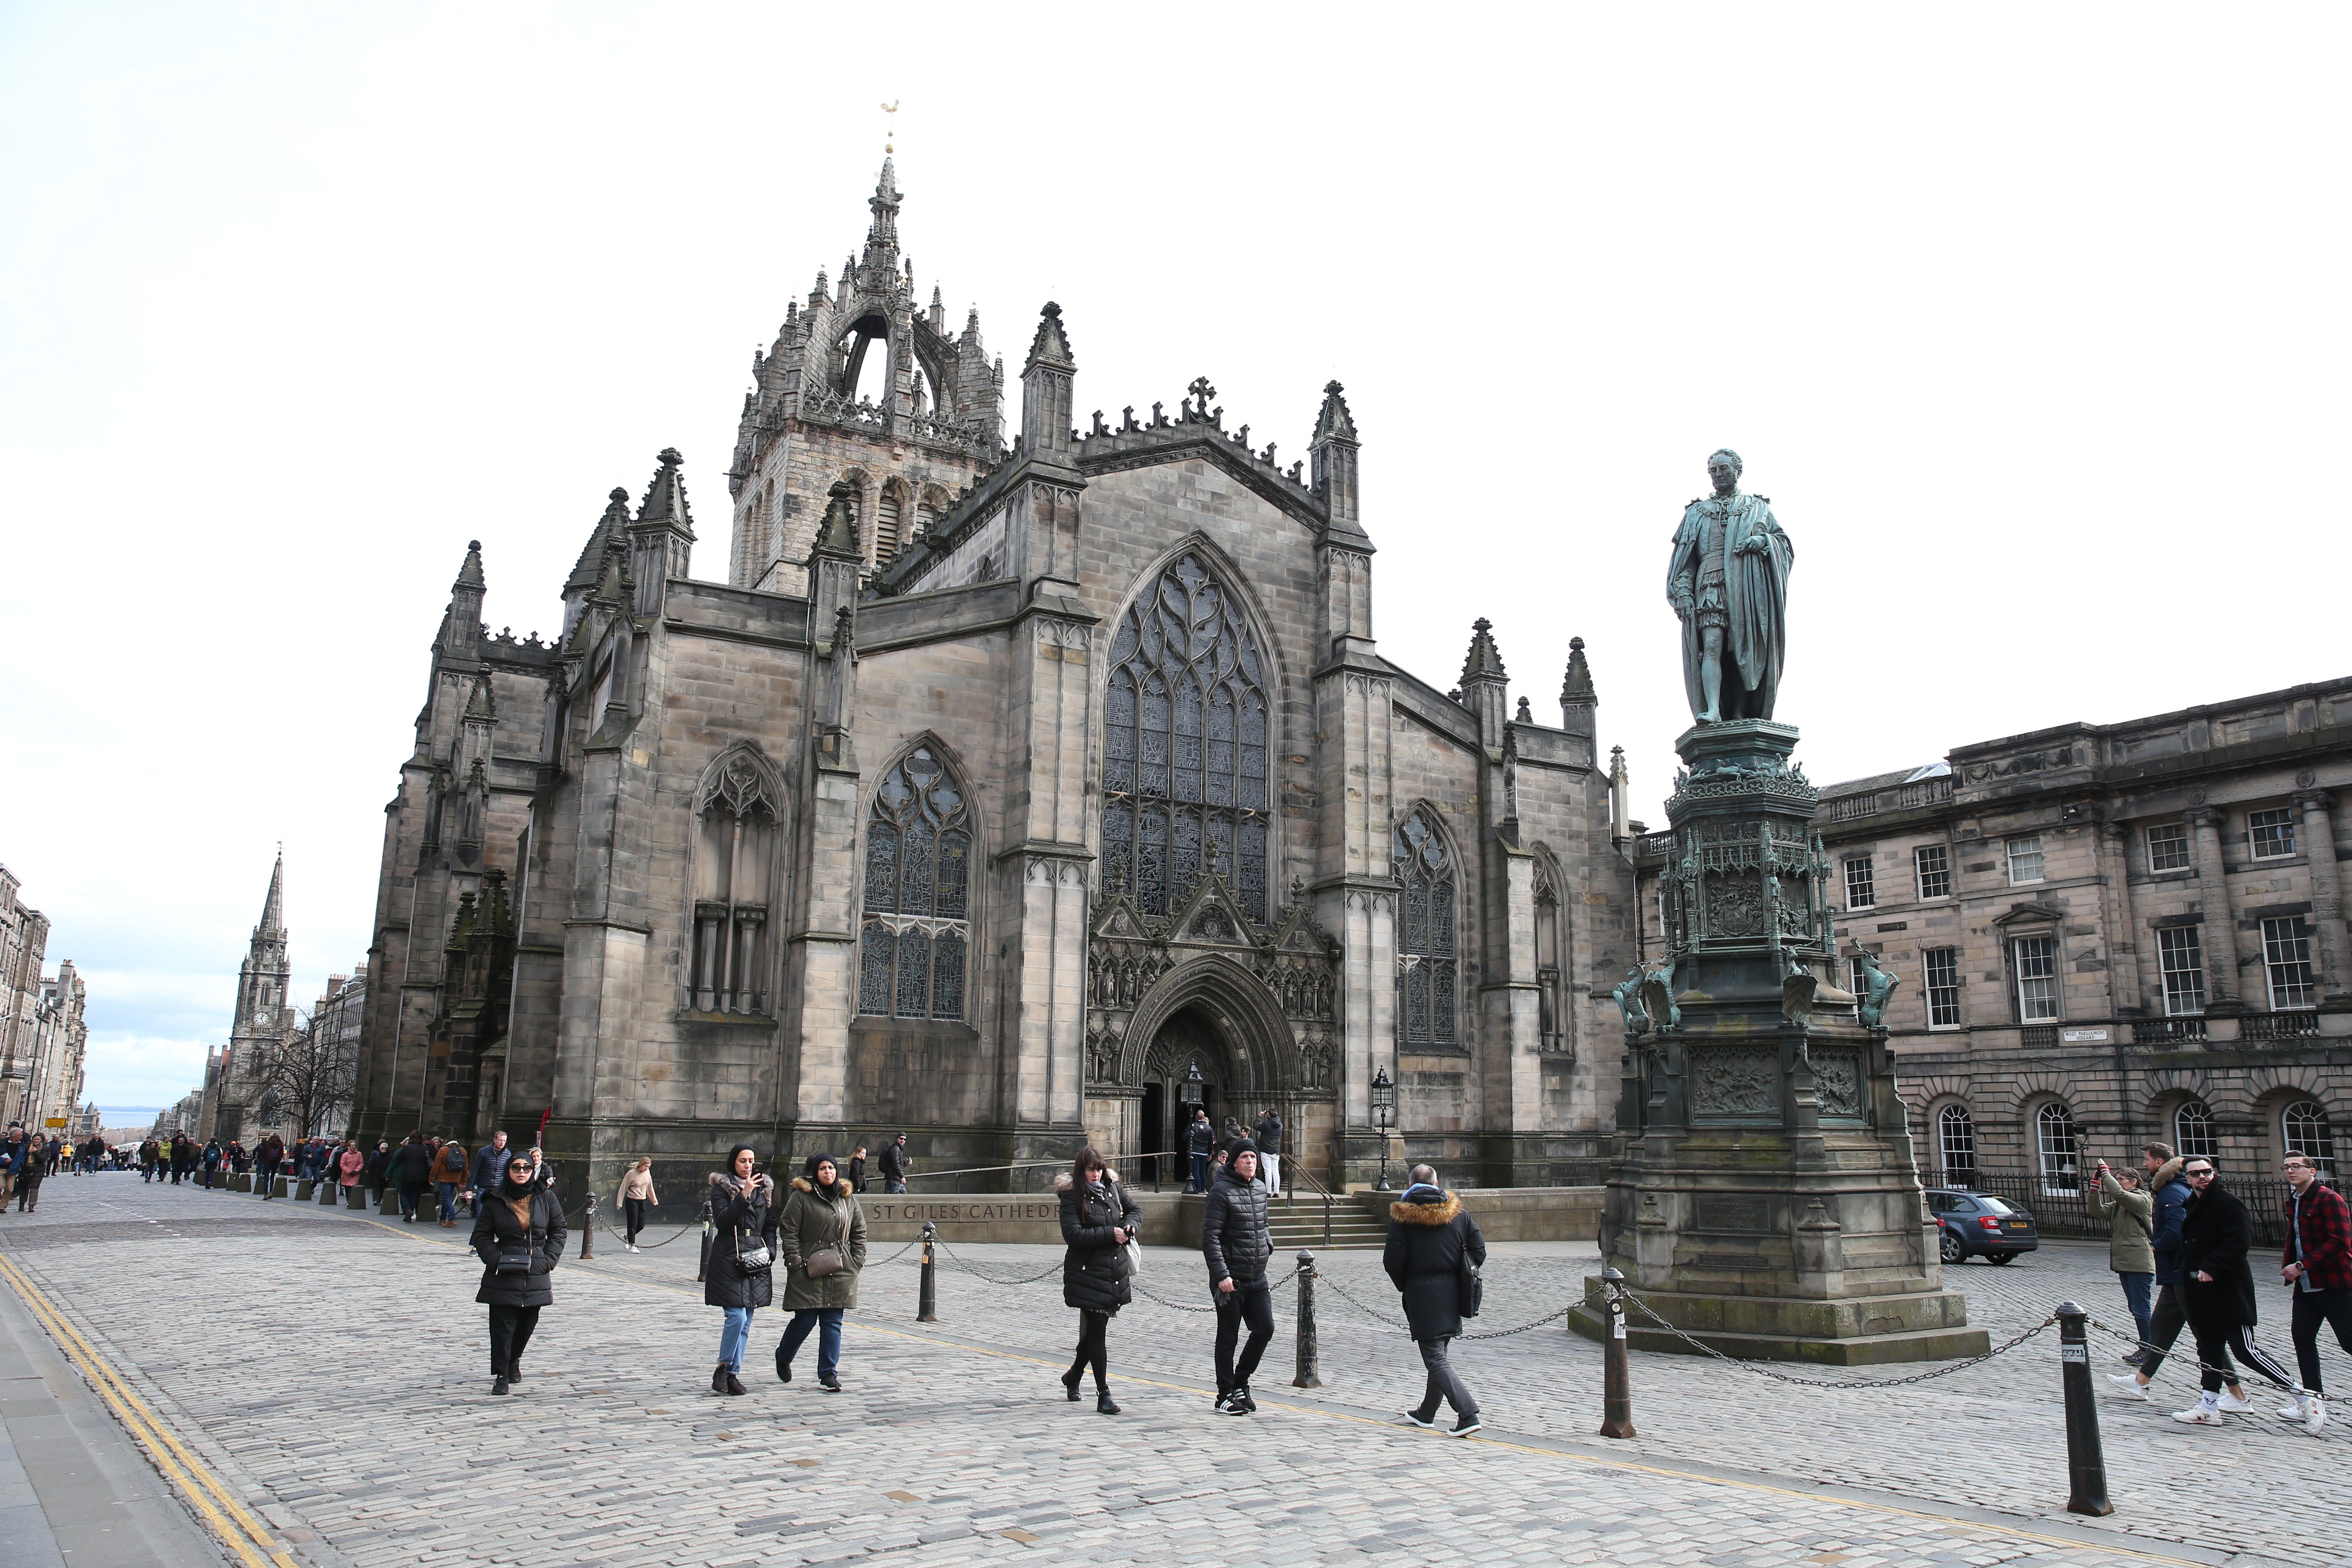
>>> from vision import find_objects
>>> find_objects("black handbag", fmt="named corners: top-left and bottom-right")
top-left (1456, 1231), bottom-right (1483, 1318)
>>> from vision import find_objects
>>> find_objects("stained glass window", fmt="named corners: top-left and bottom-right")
top-left (1100, 554), bottom-right (1270, 921)
top-left (859, 746), bottom-right (972, 1020)
top-left (1395, 811), bottom-right (1457, 1048)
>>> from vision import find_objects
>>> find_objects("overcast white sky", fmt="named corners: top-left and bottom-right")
top-left (4, 4), bottom-right (2345, 1108)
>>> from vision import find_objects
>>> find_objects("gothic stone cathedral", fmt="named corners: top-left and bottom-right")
top-left (350, 162), bottom-right (1638, 1194)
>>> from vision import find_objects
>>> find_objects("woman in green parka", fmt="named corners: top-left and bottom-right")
top-left (774, 1152), bottom-right (867, 1392)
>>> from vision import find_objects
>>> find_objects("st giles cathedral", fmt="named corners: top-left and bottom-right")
top-left (347, 161), bottom-right (1638, 1194)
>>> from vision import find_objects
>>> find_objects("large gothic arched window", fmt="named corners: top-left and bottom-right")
top-left (860, 746), bottom-right (971, 1021)
top-left (692, 752), bottom-right (779, 1015)
top-left (1395, 810), bottom-right (1458, 1049)
top-left (1100, 554), bottom-right (1270, 921)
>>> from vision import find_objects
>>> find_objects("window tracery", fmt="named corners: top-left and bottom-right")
top-left (859, 746), bottom-right (971, 1021)
top-left (1099, 554), bottom-right (1271, 921)
top-left (1395, 810), bottom-right (1458, 1048)
top-left (692, 752), bottom-right (779, 1014)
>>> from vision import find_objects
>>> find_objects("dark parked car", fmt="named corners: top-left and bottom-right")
top-left (1926, 1187), bottom-right (2039, 1264)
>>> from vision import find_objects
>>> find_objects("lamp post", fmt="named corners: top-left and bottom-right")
top-left (1371, 1066), bottom-right (1396, 1191)
top-left (1181, 1061), bottom-right (1205, 1193)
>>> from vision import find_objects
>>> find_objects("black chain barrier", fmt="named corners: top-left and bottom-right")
top-left (1616, 1284), bottom-right (2058, 1389)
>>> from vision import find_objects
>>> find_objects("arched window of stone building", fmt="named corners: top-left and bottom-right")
top-left (1100, 553), bottom-right (1271, 921)
top-left (2283, 1099), bottom-right (2337, 1175)
top-left (875, 484), bottom-right (906, 565)
top-left (859, 746), bottom-right (971, 1021)
top-left (692, 752), bottom-right (779, 1015)
top-left (1395, 810), bottom-right (1458, 1049)
top-left (2173, 1098), bottom-right (2217, 1161)
top-left (760, 477), bottom-right (776, 565)
top-left (2036, 1100), bottom-right (2080, 1195)
top-left (1533, 858), bottom-right (1565, 1053)
top-left (1937, 1103), bottom-right (1977, 1186)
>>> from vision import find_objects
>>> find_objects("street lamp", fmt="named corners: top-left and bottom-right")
top-left (1371, 1066), bottom-right (1396, 1191)
top-left (1181, 1062), bottom-right (1205, 1192)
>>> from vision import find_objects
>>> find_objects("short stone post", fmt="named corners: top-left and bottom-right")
top-left (2055, 1301), bottom-right (2113, 1516)
top-left (695, 1197), bottom-right (713, 1283)
top-left (1599, 1266), bottom-right (1636, 1439)
top-left (917, 1221), bottom-right (939, 1322)
top-left (1292, 1249), bottom-right (1322, 1388)
top-left (579, 1191), bottom-right (597, 1261)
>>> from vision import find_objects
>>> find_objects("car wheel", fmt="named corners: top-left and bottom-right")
top-left (1989, 1252), bottom-right (2016, 1265)
top-left (1939, 1231), bottom-right (1965, 1264)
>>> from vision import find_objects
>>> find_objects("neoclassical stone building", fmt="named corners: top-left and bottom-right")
top-left (1635, 677), bottom-right (2351, 1194)
top-left (347, 162), bottom-right (1640, 1195)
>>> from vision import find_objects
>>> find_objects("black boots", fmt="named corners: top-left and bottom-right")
top-left (1096, 1392), bottom-right (1120, 1415)
top-left (1062, 1369), bottom-right (1083, 1402)
top-left (491, 1375), bottom-right (510, 1396)
top-left (712, 1364), bottom-right (729, 1395)
top-left (506, 1360), bottom-right (522, 1384)
top-left (775, 1342), bottom-right (792, 1383)
top-left (725, 1370), bottom-right (748, 1396)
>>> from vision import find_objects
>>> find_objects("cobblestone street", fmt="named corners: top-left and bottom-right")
top-left (0, 1176), bottom-right (2342, 1568)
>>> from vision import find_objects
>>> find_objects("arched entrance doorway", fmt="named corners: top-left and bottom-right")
top-left (1142, 1004), bottom-right (1236, 1185)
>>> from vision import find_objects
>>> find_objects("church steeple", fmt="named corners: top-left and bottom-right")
top-left (255, 848), bottom-right (285, 945)
top-left (862, 157), bottom-right (902, 273)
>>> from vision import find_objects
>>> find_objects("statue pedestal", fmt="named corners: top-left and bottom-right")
top-left (1573, 721), bottom-right (1984, 1365)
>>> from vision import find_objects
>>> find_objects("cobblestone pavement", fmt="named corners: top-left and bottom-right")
top-left (0, 1177), bottom-right (2338, 1568)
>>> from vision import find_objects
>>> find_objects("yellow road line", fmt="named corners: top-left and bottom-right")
top-left (0, 1250), bottom-right (299, 1568)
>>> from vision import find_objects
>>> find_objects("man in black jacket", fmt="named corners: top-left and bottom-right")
top-left (878, 1133), bottom-right (909, 1195)
top-left (2172, 1157), bottom-right (2304, 1426)
top-left (1184, 1110), bottom-right (1214, 1194)
top-left (1384, 1163), bottom-right (1486, 1437)
top-left (1253, 1110), bottom-right (1284, 1198)
top-left (1202, 1142), bottom-right (1274, 1415)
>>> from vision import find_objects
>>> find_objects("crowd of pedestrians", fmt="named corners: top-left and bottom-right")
top-left (2098, 1141), bottom-right (2348, 1435)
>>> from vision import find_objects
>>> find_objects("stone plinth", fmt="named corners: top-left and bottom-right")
top-left (1575, 720), bottom-right (1985, 1364)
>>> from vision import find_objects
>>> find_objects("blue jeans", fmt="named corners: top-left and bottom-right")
top-left (437, 1182), bottom-right (459, 1221)
top-left (2119, 1270), bottom-right (2154, 1352)
top-left (1190, 1154), bottom-right (1209, 1192)
top-left (779, 1308), bottom-right (844, 1378)
top-left (719, 1307), bottom-right (756, 1372)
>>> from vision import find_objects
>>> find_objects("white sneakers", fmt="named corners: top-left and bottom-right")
top-left (2105, 1372), bottom-right (2151, 1401)
top-left (2171, 1400), bottom-right (2226, 1426)
top-left (2215, 1389), bottom-right (2254, 1414)
top-left (2277, 1394), bottom-right (2328, 1435)
top-left (625, 1243), bottom-right (639, 1253)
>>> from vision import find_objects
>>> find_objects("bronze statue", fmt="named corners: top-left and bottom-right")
top-left (1666, 450), bottom-right (1793, 724)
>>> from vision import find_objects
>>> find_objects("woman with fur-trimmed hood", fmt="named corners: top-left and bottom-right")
top-left (1057, 1148), bottom-right (1142, 1414)
top-left (774, 1154), bottom-right (867, 1392)
top-left (1382, 1165), bottom-right (1487, 1436)
top-left (704, 1144), bottom-right (778, 1396)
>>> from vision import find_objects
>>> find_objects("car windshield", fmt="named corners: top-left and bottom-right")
top-left (1975, 1196), bottom-right (2020, 1216)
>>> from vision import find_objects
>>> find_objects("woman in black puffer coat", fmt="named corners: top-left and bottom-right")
top-left (1058, 1148), bottom-right (1141, 1415)
top-left (704, 1143), bottom-right (779, 1398)
top-left (469, 1148), bottom-right (568, 1396)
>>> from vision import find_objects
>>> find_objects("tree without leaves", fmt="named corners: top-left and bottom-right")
top-left (264, 1008), bottom-right (359, 1142)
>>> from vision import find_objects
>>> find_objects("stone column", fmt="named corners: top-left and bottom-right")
top-left (2294, 787), bottom-right (2350, 1009)
top-left (2184, 805), bottom-right (2237, 1012)
top-left (2094, 821), bottom-right (2145, 1015)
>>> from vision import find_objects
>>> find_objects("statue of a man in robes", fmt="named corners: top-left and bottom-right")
top-left (1666, 449), bottom-right (1793, 724)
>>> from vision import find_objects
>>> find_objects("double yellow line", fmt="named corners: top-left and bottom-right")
top-left (0, 1250), bottom-right (297, 1568)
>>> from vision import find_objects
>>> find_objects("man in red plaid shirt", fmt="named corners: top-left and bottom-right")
top-left (2278, 1154), bottom-right (2352, 1436)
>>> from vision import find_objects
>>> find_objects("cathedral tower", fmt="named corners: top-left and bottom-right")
top-left (726, 160), bottom-right (1005, 594)
top-left (207, 851), bottom-right (292, 1140)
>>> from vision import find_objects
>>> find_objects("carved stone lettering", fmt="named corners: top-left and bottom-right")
top-left (1699, 1194), bottom-right (1771, 1232)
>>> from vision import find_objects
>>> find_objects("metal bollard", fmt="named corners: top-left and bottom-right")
top-left (917, 1221), bottom-right (939, 1322)
top-left (2054, 1301), bottom-right (2113, 1516)
top-left (1292, 1249), bottom-right (1322, 1388)
top-left (579, 1191), bottom-right (597, 1260)
top-left (1599, 1266), bottom-right (1636, 1439)
top-left (696, 1198), bottom-right (714, 1282)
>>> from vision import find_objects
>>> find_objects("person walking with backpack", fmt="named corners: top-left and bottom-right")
top-left (774, 1154), bottom-right (867, 1392)
top-left (431, 1137), bottom-right (469, 1227)
top-left (2276, 1152), bottom-right (2351, 1435)
top-left (470, 1148), bottom-right (567, 1396)
top-left (1202, 1140), bottom-right (1274, 1415)
top-left (1385, 1163), bottom-right (1487, 1437)
top-left (1056, 1147), bottom-right (1140, 1415)
top-left (877, 1133), bottom-right (909, 1196)
top-left (618, 1158), bottom-right (657, 1251)
top-left (704, 1145), bottom-right (776, 1396)
top-left (2172, 1157), bottom-right (2305, 1426)
top-left (2090, 1157), bottom-right (2156, 1362)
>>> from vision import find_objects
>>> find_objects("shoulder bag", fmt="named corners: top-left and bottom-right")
top-left (494, 1208), bottom-right (535, 1275)
top-left (1455, 1221), bottom-right (1483, 1318)
top-left (802, 1196), bottom-right (850, 1279)
top-left (732, 1188), bottom-right (773, 1273)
